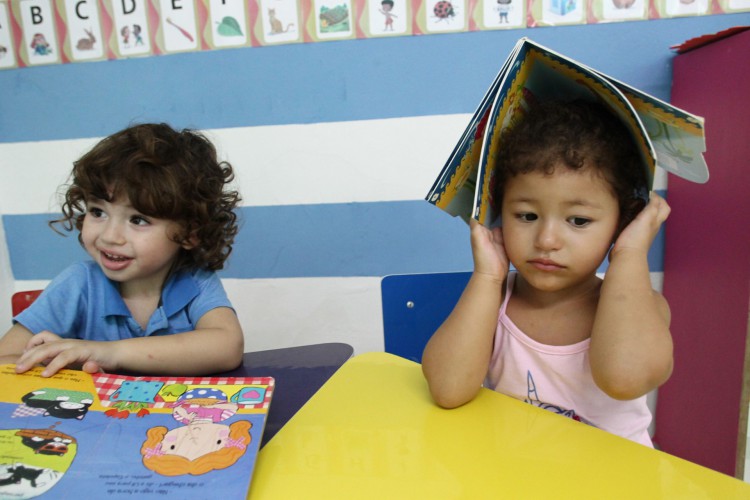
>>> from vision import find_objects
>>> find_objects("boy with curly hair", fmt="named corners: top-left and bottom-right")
top-left (0, 123), bottom-right (244, 376)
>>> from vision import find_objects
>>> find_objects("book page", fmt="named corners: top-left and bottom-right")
top-left (0, 365), bottom-right (273, 499)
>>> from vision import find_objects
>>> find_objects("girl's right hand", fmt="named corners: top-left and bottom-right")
top-left (469, 219), bottom-right (509, 281)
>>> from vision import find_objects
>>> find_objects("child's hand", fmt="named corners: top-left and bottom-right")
top-left (469, 219), bottom-right (509, 282)
top-left (611, 192), bottom-right (670, 258)
top-left (16, 332), bottom-right (110, 377)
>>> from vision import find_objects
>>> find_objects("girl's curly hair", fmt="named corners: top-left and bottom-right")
top-left (491, 99), bottom-right (649, 233)
top-left (51, 123), bottom-right (241, 272)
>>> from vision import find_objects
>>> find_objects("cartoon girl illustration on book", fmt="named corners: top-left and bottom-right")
top-left (140, 388), bottom-right (252, 476)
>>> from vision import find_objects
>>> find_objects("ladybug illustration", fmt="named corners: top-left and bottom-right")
top-left (433, 0), bottom-right (456, 21)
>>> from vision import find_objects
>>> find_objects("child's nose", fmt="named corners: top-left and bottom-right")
top-left (101, 220), bottom-right (125, 244)
top-left (535, 222), bottom-right (562, 251)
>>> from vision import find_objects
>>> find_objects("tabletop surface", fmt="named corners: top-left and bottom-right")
top-left (221, 342), bottom-right (354, 446)
top-left (248, 352), bottom-right (750, 498)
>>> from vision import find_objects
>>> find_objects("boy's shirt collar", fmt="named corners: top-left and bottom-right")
top-left (101, 269), bottom-right (200, 320)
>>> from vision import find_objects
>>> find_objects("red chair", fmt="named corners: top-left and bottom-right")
top-left (12, 290), bottom-right (43, 317)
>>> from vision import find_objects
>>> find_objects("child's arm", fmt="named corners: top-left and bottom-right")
top-left (14, 307), bottom-right (244, 377)
top-left (590, 193), bottom-right (673, 400)
top-left (0, 324), bottom-right (34, 365)
top-left (422, 220), bottom-right (507, 408)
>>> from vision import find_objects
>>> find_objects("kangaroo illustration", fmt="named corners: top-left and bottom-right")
top-left (268, 9), bottom-right (294, 34)
top-left (76, 28), bottom-right (96, 50)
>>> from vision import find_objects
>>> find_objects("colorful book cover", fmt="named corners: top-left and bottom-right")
top-left (425, 37), bottom-right (708, 226)
top-left (0, 365), bottom-right (274, 499)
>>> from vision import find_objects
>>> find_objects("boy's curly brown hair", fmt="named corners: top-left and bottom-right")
top-left (491, 99), bottom-right (649, 234)
top-left (51, 123), bottom-right (241, 272)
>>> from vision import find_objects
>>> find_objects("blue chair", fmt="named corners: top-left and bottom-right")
top-left (381, 271), bottom-right (472, 363)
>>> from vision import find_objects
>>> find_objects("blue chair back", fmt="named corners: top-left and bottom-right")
top-left (381, 272), bottom-right (471, 363)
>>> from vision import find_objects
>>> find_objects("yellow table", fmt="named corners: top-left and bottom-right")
top-left (249, 352), bottom-right (750, 498)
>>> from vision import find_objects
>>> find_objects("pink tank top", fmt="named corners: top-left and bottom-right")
top-left (484, 273), bottom-right (653, 447)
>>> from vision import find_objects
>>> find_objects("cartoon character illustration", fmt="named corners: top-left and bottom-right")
top-left (171, 388), bottom-right (238, 425)
top-left (0, 426), bottom-right (74, 498)
top-left (379, 0), bottom-right (397, 31)
top-left (0, 465), bottom-right (46, 488)
top-left (15, 429), bottom-right (76, 457)
top-left (267, 8), bottom-right (294, 35)
top-left (140, 387), bottom-right (251, 476)
top-left (141, 420), bottom-right (251, 476)
top-left (497, 0), bottom-right (512, 23)
top-left (76, 28), bottom-right (96, 51)
top-left (21, 389), bottom-right (94, 420)
top-left (120, 25), bottom-right (131, 47)
top-left (133, 24), bottom-right (144, 45)
top-left (30, 34), bottom-right (51, 56)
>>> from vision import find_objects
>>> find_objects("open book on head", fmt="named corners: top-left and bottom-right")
top-left (425, 37), bottom-right (709, 227)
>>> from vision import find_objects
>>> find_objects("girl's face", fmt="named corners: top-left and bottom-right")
top-left (162, 423), bottom-right (230, 461)
top-left (81, 194), bottom-right (186, 296)
top-left (500, 165), bottom-right (620, 295)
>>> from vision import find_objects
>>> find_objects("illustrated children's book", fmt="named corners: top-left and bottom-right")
top-left (0, 365), bottom-right (273, 499)
top-left (426, 37), bottom-right (709, 227)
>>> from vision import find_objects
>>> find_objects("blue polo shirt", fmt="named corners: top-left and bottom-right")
top-left (14, 261), bottom-right (233, 341)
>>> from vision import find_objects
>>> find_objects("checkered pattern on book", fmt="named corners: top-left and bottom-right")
top-left (92, 373), bottom-right (275, 410)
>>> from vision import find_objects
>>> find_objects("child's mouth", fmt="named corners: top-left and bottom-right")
top-left (103, 252), bottom-right (129, 262)
top-left (101, 251), bottom-right (133, 270)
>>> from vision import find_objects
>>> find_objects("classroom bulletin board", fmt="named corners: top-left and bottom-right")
top-left (0, 0), bottom-right (747, 70)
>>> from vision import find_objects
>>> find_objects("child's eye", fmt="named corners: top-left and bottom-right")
top-left (130, 216), bottom-right (150, 226)
top-left (568, 216), bottom-right (591, 228)
top-left (88, 208), bottom-right (104, 218)
top-left (516, 213), bottom-right (537, 222)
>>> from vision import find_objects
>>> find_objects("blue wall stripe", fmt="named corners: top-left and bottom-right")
top-left (2, 14), bottom-right (749, 143)
top-left (3, 202), bottom-right (472, 280)
top-left (4, 196), bottom-right (667, 281)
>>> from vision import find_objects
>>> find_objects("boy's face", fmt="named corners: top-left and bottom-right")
top-left (81, 195), bottom-right (186, 295)
top-left (500, 165), bottom-right (619, 294)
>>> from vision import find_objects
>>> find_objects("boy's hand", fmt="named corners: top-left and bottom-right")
top-left (16, 332), bottom-right (108, 377)
top-left (469, 219), bottom-right (509, 282)
top-left (611, 192), bottom-right (670, 258)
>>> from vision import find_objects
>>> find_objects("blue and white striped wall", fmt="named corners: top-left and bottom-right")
top-left (2, 13), bottom-right (749, 355)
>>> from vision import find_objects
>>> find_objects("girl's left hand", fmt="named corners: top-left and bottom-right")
top-left (612, 192), bottom-right (670, 257)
